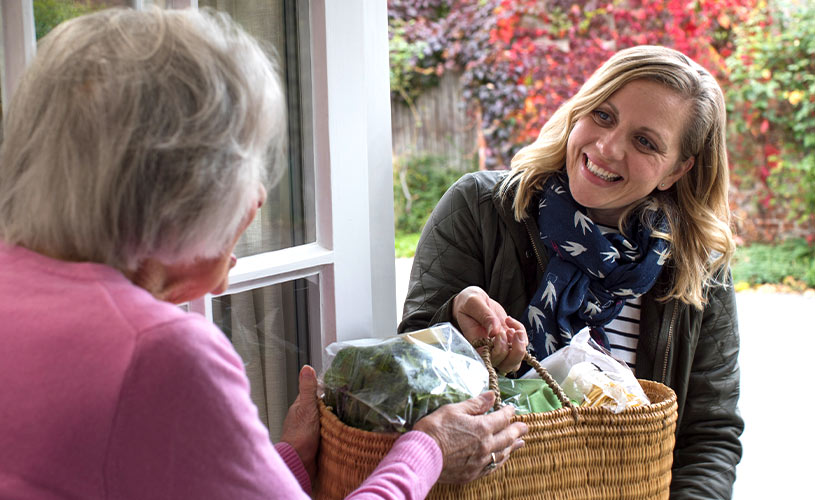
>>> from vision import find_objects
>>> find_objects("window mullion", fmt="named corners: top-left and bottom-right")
top-left (188, 296), bottom-right (213, 322)
top-left (0, 0), bottom-right (36, 114)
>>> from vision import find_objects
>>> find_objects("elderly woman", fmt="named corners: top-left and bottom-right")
top-left (400, 45), bottom-right (743, 498)
top-left (0, 8), bottom-right (527, 500)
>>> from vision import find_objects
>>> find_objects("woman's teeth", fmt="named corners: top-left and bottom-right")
top-left (585, 156), bottom-right (621, 182)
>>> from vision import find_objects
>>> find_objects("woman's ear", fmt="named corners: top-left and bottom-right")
top-left (658, 156), bottom-right (695, 191)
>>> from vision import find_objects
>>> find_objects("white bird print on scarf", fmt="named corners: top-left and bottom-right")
top-left (601, 247), bottom-right (620, 263)
top-left (654, 247), bottom-right (669, 266)
top-left (561, 241), bottom-right (587, 257)
top-left (574, 211), bottom-right (593, 235)
top-left (584, 301), bottom-right (601, 316)
top-left (527, 305), bottom-right (545, 332)
top-left (542, 282), bottom-right (557, 310)
top-left (545, 332), bottom-right (558, 354)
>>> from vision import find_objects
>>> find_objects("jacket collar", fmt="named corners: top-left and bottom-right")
top-left (491, 173), bottom-right (550, 273)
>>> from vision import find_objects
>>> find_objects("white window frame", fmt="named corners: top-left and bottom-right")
top-left (0, 0), bottom-right (398, 367)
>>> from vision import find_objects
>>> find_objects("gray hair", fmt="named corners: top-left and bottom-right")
top-left (0, 7), bottom-right (285, 271)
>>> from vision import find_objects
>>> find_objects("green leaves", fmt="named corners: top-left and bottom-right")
top-left (323, 335), bottom-right (483, 433)
top-left (33, 0), bottom-right (98, 40)
top-left (725, 0), bottom-right (815, 227)
top-left (732, 238), bottom-right (815, 288)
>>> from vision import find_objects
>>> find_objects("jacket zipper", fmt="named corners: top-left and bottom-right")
top-left (661, 304), bottom-right (678, 384)
top-left (524, 221), bottom-right (546, 271)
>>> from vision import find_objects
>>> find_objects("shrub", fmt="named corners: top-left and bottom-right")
top-left (726, 0), bottom-right (815, 229)
top-left (34, 0), bottom-right (98, 40)
top-left (731, 239), bottom-right (815, 288)
top-left (393, 154), bottom-right (473, 235)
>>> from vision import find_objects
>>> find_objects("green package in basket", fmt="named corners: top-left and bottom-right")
top-left (321, 323), bottom-right (489, 433)
top-left (498, 376), bottom-right (565, 414)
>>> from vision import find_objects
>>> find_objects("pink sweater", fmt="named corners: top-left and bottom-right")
top-left (0, 243), bottom-right (442, 499)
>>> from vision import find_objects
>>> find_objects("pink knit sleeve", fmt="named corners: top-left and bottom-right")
top-left (346, 431), bottom-right (443, 500)
top-left (275, 442), bottom-right (311, 494)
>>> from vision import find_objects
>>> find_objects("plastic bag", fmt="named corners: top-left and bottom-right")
top-left (521, 328), bottom-right (650, 413)
top-left (321, 323), bottom-right (488, 433)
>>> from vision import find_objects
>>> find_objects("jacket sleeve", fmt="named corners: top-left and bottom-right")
top-left (670, 280), bottom-right (744, 499)
top-left (398, 173), bottom-right (489, 333)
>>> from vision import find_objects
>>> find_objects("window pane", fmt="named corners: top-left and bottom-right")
top-left (33, 0), bottom-right (126, 40)
top-left (201, 0), bottom-right (314, 257)
top-left (212, 278), bottom-right (314, 441)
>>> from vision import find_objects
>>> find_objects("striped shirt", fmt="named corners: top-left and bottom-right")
top-left (603, 297), bottom-right (641, 370)
top-left (596, 223), bottom-right (641, 370)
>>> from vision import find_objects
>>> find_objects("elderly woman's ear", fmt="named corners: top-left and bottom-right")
top-left (128, 184), bottom-right (266, 304)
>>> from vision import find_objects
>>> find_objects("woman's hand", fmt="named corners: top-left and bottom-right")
top-left (413, 392), bottom-right (528, 484)
top-left (452, 286), bottom-right (529, 374)
top-left (280, 365), bottom-right (321, 483)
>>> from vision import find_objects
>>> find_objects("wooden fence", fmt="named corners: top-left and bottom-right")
top-left (390, 71), bottom-right (479, 171)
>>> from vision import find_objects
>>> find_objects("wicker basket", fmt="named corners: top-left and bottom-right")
top-left (314, 341), bottom-right (678, 500)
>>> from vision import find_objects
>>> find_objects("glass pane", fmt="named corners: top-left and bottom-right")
top-left (200, 0), bottom-right (314, 257)
top-left (33, 1), bottom-right (127, 40)
top-left (18, 0), bottom-right (128, 145)
top-left (212, 278), bottom-right (314, 441)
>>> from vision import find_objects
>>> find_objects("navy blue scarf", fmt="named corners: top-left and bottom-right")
top-left (521, 173), bottom-right (669, 358)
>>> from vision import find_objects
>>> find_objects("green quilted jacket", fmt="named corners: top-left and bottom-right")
top-left (398, 170), bottom-right (743, 499)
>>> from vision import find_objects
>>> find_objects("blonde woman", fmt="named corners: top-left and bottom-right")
top-left (400, 45), bottom-right (742, 498)
top-left (0, 8), bottom-right (527, 499)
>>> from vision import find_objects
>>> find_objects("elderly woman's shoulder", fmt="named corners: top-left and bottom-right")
top-left (100, 279), bottom-right (231, 363)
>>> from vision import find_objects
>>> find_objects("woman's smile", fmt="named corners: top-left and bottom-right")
top-left (565, 79), bottom-right (695, 225)
top-left (582, 153), bottom-right (622, 183)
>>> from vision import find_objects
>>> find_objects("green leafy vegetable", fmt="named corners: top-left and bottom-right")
top-left (323, 333), bottom-right (484, 433)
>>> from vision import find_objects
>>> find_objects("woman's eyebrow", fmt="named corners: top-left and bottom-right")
top-left (604, 97), bottom-right (669, 149)
top-left (637, 126), bottom-right (667, 149)
top-left (603, 101), bottom-right (618, 115)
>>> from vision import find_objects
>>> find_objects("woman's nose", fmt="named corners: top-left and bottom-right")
top-left (596, 130), bottom-right (625, 161)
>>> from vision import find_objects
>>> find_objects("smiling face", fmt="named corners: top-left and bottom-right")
top-left (565, 79), bottom-right (695, 226)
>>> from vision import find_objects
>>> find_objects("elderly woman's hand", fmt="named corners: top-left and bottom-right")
top-left (413, 391), bottom-right (527, 484)
top-left (452, 286), bottom-right (529, 374)
top-left (280, 365), bottom-right (321, 483)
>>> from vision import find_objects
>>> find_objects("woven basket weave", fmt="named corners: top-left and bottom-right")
top-left (314, 342), bottom-right (678, 500)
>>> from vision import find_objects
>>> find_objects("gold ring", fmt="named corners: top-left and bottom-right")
top-left (483, 452), bottom-right (498, 473)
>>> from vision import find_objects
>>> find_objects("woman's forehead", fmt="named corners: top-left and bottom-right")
top-left (604, 80), bottom-right (690, 142)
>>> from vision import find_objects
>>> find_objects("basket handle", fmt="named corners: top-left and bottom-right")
top-left (472, 338), bottom-right (580, 422)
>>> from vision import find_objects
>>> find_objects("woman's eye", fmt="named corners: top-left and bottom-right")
top-left (636, 136), bottom-right (656, 151)
top-left (593, 110), bottom-right (611, 122)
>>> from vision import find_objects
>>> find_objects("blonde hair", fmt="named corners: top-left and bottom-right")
top-left (500, 45), bottom-right (734, 309)
top-left (0, 8), bottom-right (285, 271)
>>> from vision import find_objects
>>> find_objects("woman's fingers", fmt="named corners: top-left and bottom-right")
top-left (478, 405), bottom-right (527, 477)
top-left (489, 327), bottom-right (510, 368)
top-left (495, 324), bottom-right (528, 374)
top-left (453, 286), bottom-right (501, 342)
top-left (452, 286), bottom-right (530, 373)
top-left (279, 365), bottom-right (321, 482)
top-left (414, 393), bottom-right (529, 484)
